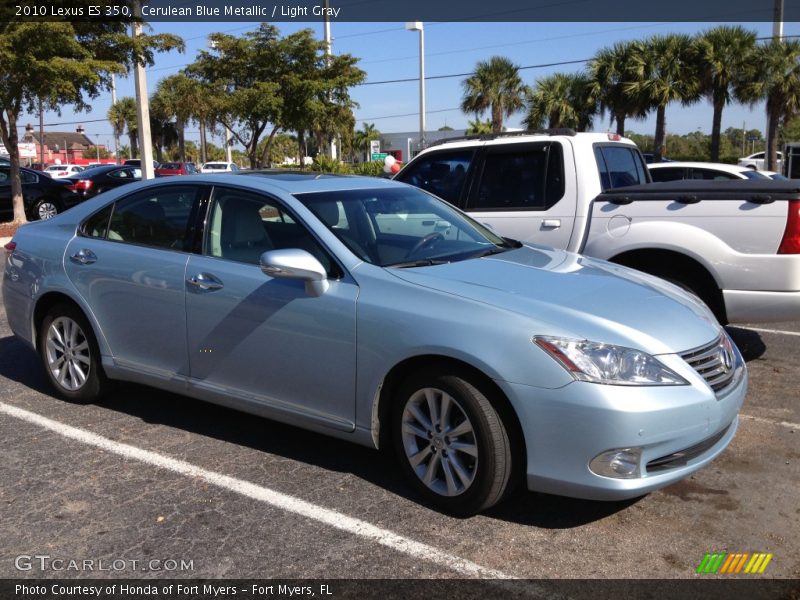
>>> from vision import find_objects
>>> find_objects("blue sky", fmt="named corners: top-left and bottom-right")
top-left (23, 20), bottom-right (800, 154)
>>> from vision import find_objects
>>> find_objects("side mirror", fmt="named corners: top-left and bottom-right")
top-left (259, 249), bottom-right (329, 297)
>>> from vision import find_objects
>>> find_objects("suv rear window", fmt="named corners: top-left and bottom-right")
top-left (595, 145), bottom-right (649, 190)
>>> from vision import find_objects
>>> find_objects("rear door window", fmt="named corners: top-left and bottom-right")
top-left (471, 143), bottom-right (564, 211)
top-left (395, 150), bottom-right (474, 205)
top-left (97, 186), bottom-right (202, 251)
top-left (595, 145), bottom-right (649, 190)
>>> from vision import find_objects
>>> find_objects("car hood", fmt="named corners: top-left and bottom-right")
top-left (386, 245), bottom-right (721, 355)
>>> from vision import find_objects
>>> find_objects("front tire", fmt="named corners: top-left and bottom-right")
top-left (39, 303), bottom-right (107, 403)
top-left (392, 371), bottom-right (513, 516)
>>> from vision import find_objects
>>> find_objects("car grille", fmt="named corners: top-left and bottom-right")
top-left (646, 424), bottom-right (731, 473)
top-left (680, 335), bottom-right (737, 394)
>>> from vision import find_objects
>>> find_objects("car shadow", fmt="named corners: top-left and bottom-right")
top-left (0, 333), bottom-right (644, 527)
top-left (725, 326), bottom-right (766, 362)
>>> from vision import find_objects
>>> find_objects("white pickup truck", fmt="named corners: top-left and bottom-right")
top-left (394, 131), bottom-right (800, 324)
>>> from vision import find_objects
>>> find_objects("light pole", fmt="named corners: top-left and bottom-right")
top-left (405, 22), bottom-right (426, 151)
top-left (131, 0), bottom-right (155, 179)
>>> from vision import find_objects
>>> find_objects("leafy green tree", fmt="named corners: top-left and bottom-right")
top-left (524, 72), bottom-right (597, 131)
top-left (740, 40), bottom-right (800, 170)
top-left (188, 24), bottom-right (364, 169)
top-left (626, 34), bottom-right (701, 161)
top-left (589, 40), bottom-right (649, 135)
top-left (461, 56), bottom-right (527, 134)
top-left (0, 22), bottom-right (182, 223)
top-left (695, 26), bottom-right (758, 161)
top-left (438, 125), bottom-right (454, 131)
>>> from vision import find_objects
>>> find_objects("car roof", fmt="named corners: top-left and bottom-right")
top-left (417, 131), bottom-right (637, 153)
top-left (134, 172), bottom-right (399, 195)
top-left (648, 162), bottom-right (750, 173)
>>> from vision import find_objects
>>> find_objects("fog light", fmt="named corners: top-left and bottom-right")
top-left (589, 448), bottom-right (643, 479)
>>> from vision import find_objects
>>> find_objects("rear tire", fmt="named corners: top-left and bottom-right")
top-left (39, 303), bottom-right (108, 403)
top-left (392, 370), bottom-right (513, 516)
top-left (32, 198), bottom-right (61, 220)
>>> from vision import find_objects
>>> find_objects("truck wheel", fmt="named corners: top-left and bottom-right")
top-left (392, 370), bottom-right (513, 516)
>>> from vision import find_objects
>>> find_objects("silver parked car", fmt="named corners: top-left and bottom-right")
top-left (2, 173), bottom-right (746, 515)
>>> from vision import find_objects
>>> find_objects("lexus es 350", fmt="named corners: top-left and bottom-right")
top-left (2, 173), bottom-right (746, 515)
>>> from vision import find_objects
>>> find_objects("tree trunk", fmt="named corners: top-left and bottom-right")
top-left (129, 133), bottom-right (138, 158)
top-left (259, 126), bottom-right (280, 168)
top-left (766, 100), bottom-right (780, 172)
top-left (491, 103), bottom-right (503, 134)
top-left (298, 130), bottom-right (306, 168)
top-left (0, 108), bottom-right (27, 224)
top-left (199, 122), bottom-right (207, 164)
top-left (177, 118), bottom-right (186, 163)
top-left (710, 95), bottom-right (724, 163)
top-left (615, 112), bottom-right (626, 136)
top-left (654, 105), bottom-right (666, 161)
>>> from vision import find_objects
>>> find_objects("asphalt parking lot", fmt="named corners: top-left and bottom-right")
top-left (0, 302), bottom-right (798, 582)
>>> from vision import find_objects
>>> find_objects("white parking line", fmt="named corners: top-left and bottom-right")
top-left (740, 326), bottom-right (800, 337)
top-left (740, 414), bottom-right (800, 431)
top-left (0, 401), bottom-right (517, 581)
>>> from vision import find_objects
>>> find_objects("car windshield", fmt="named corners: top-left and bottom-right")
top-left (294, 186), bottom-right (515, 267)
top-left (204, 163), bottom-right (227, 169)
top-left (741, 170), bottom-right (769, 180)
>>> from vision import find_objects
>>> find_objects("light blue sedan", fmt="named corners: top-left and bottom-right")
top-left (2, 173), bottom-right (746, 515)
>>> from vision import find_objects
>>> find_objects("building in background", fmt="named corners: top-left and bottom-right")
top-left (379, 129), bottom-right (467, 162)
top-left (19, 130), bottom-right (112, 166)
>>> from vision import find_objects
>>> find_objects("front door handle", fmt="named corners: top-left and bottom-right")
top-left (69, 249), bottom-right (97, 265)
top-left (187, 272), bottom-right (224, 291)
top-left (541, 219), bottom-right (561, 229)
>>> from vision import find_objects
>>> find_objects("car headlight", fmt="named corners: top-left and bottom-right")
top-left (534, 336), bottom-right (688, 386)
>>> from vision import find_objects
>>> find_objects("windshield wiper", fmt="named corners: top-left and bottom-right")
top-left (385, 259), bottom-right (450, 268)
top-left (469, 246), bottom-right (510, 259)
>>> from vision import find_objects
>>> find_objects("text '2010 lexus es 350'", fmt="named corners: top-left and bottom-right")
top-left (2, 173), bottom-right (746, 515)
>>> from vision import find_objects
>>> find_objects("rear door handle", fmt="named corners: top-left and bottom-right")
top-left (187, 272), bottom-right (224, 291)
top-left (542, 219), bottom-right (561, 229)
top-left (69, 249), bottom-right (97, 265)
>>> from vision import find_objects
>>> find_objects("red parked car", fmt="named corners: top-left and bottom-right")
top-left (154, 162), bottom-right (197, 177)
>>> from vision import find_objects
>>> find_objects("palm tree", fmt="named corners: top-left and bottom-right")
top-left (353, 122), bottom-right (380, 162)
top-left (589, 40), bottom-right (649, 135)
top-left (740, 39), bottom-right (800, 171)
top-left (626, 34), bottom-right (701, 161)
top-left (695, 26), bottom-right (758, 162)
top-left (107, 97), bottom-right (138, 158)
top-left (153, 74), bottom-right (198, 163)
top-left (465, 118), bottom-right (492, 135)
top-left (148, 94), bottom-right (179, 163)
top-left (524, 72), bottom-right (597, 131)
top-left (461, 56), bottom-right (527, 134)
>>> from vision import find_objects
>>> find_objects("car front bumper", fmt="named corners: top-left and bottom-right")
top-left (498, 363), bottom-right (747, 501)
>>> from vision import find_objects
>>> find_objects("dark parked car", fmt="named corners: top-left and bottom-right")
top-left (64, 165), bottom-right (142, 199)
top-left (0, 166), bottom-right (81, 220)
top-left (123, 159), bottom-right (160, 170)
top-left (155, 162), bottom-right (197, 177)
